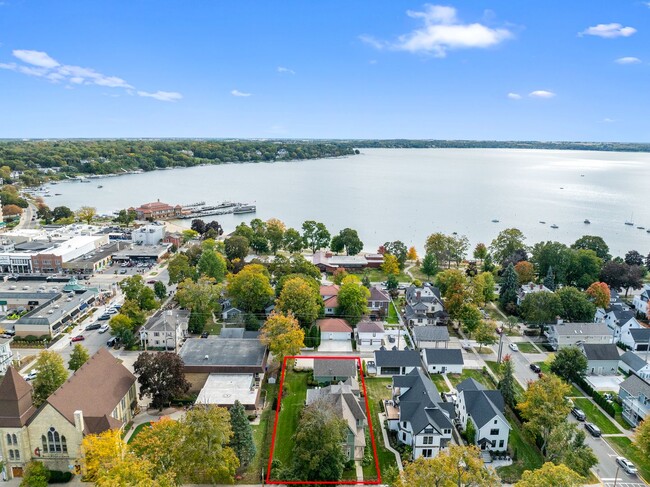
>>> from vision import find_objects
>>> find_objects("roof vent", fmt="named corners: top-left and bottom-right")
top-left (204, 355), bottom-right (209, 360)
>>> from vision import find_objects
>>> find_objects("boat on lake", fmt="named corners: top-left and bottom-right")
top-left (638, 226), bottom-right (646, 230)
top-left (550, 224), bottom-right (559, 229)
top-left (584, 219), bottom-right (591, 224)
top-left (233, 204), bottom-right (256, 215)
top-left (97, 185), bottom-right (103, 188)
top-left (491, 219), bottom-right (499, 223)
top-left (539, 221), bottom-right (546, 224)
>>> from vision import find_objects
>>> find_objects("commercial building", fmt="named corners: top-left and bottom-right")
top-left (130, 201), bottom-right (185, 220)
top-left (132, 223), bottom-right (165, 246)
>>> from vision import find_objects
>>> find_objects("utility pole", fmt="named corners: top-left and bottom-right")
top-left (497, 331), bottom-right (505, 363)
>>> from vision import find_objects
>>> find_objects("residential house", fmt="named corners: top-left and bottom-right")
top-left (356, 320), bottom-right (385, 350)
top-left (581, 343), bottom-right (620, 375)
top-left (422, 349), bottom-right (464, 374)
top-left (374, 349), bottom-right (422, 376)
top-left (621, 328), bottom-right (650, 352)
top-left (619, 351), bottom-right (650, 380)
top-left (412, 326), bottom-right (450, 349)
top-left (0, 349), bottom-right (136, 479)
top-left (517, 282), bottom-right (552, 306)
top-left (632, 285), bottom-right (650, 317)
top-left (545, 322), bottom-right (612, 350)
top-left (220, 298), bottom-right (243, 323)
top-left (602, 308), bottom-right (641, 342)
top-left (320, 285), bottom-right (340, 316)
top-left (313, 358), bottom-right (358, 383)
top-left (317, 318), bottom-right (352, 341)
top-left (368, 286), bottom-right (390, 318)
top-left (140, 309), bottom-right (189, 351)
top-left (404, 283), bottom-right (448, 326)
top-left (0, 337), bottom-right (12, 375)
top-left (619, 375), bottom-right (650, 427)
top-left (386, 368), bottom-right (454, 459)
top-left (305, 379), bottom-right (366, 461)
top-left (455, 378), bottom-right (510, 452)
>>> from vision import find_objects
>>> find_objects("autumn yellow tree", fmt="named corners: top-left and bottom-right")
top-left (80, 429), bottom-right (128, 482)
top-left (514, 462), bottom-right (582, 487)
top-left (381, 254), bottom-right (400, 276)
top-left (276, 276), bottom-right (322, 327)
top-left (393, 445), bottom-right (499, 487)
top-left (260, 311), bottom-right (305, 364)
top-left (514, 261), bottom-right (536, 285)
top-left (96, 454), bottom-right (176, 487)
top-left (76, 206), bottom-right (97, 225)
top-left (406, 246), bottom-right (418, 262)
top-left (585, 281), bottom-right (610, 309)
top-left (634, 419), bottom-right (650, 456)
top-left (129, 418), bottom-right (183, 481)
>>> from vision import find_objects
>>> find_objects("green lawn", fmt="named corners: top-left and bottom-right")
top-left (611, 401), bottom-right (633, 431)
top-left (606, 436), bottom-right (650, 482)
top-left (572, 398), bottom-right (620, 434)
top-left (126, 422), bottom-right (152, 444)
top-left (496, 409), bottom-right (544, 483)
top-left (271, 368), bottom-right (309, 465)
top-left (429, 373), bottom-right (450, 392)
top-left (363, 378), bottom-right (397, 481)
top-left (203, 320), bottom-right (222, 336)
top-left (347, 268), bottom-right (411, 283)
top-left (566, 382), bottom-right (585, 398)
top-left (515, 342), bottom-right (541, 354)
top-left (387, 302), bottom-right (399, 325)
top-left (447, 369), bottom-right (494, 388)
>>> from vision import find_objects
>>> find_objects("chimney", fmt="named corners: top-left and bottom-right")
top-left (74, 410), bottom-right (85, 434)
top-left (416, 291), bottom-right (421, 299)
top-left (204, 355), bottom-right (209, 360)
top-left (529, 283), bottom-right (534, 290)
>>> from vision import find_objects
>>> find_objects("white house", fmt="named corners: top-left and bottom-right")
top-left (140, 309), bottom-right (189, 351)
top-left (0, 337), bottom-right (12, 375)
top-left (386, 368), bottom-right (454, 459)
top-left (317, 318), bottom-right (352, 341)
top-left (356, 320), bottom-right (385, 350)
top-left (545, 322), bottom-right (612, 350)
top-left (422, 348), bottom-right (464, 374)
top-left (517, 282), bottom-right (552, 306)
top-left (374, 349), bottom-right (421, 376)
top-left (404, 284), bottom-right (448, 326)
top-left (620, 351), bottom-right (650, 381)
top-left (602, 308), bottom-right (641, 342)
top-left (412, 326), bottom-right (450, 349)
top-left (619, 375), bottom-right (650, 427)
top-left (132, 223), bottom-right (165, 246)
top-left (633, 285), bottom-right (650, 317)
top-left (621, 328), bottom-right (650, 352)
top-left (580, 343), bottom-right (620, 376)
top-left (455, 378), bottom-right (510, 452)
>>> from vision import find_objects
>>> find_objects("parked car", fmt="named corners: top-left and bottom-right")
top-left (147, 279), bottom-right (156, 284)
top-left (23, 370), bottom-right (38, 381)
top-left (106, 308), bottom-right (119, 315)
top-left (616, 457), bottom-right (637, 475)
top-left (99, 324), bottom-right (110, 334)
top-left (585, 422), bottom-right (601, 437)
top-left (107, 336), bottom-right (120, 347)
top-left (571, 407), bottom-right (586, 421)
top-left (509, 343), bottom-right (519, 352)
top-left (98, 314), bottom-right (111, 321)
top-left (529, 363), bottom-right (541, 373)
top-left (462, 341), bottom-right (472, 351)
top-left (71, 335), bottom-right (85, 342)
top-left (85, 323), bottom-right (101, 331)
top-left (119, 269), bottom-right (127, 274)
top-left (200, 331), bottom-right (209, 338)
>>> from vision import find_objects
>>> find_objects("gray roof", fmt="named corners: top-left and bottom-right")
top-left (620, 351), bottom-right (648, 372)
top-left (375, 349), bottom-right (421, 368)
top-left (219, 328), bottom-right (260, 339)
top-left (313, 359), bottom-right (358, 379)
top-left (143, 309), bottom-right (189, 332)
top-left (424, 348), bottom-right (464, 365)
top-left (413, 326), bottom-right (450, 343)
top-left (16, 289), bottom-right (97, 327)
top-left (357, 321), bottom-right (385, 334)
top-left (456, 378), bottom-right (507, 429)
top-left (178, 338), bottom-right (267, 367)
top-left (549, 322), bottom-right (610, 336)
top-left (629, 328), bottom-right (650, 343)
top-left (619, 374), bottom-right (650, 398)
top-left (369, 286), bottom-right (390, 302)
top-left (610, 309), bottom-right (636, 325)
top-left (582, 343), bottom-right (620, 361)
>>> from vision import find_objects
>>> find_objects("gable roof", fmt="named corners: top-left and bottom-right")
top-left (457, 378), bottom-right (508, 429)
top-left (549, 322), bottom-right (610, 336)
top-left (323, 295), bottom-right (339, 308)
top-left (582, 343), bottom-right (620, 361)
top-left (424, 348), bottom-right (464, 365)
top-left (620, 374), bottom-right (650, 398)
top-left (313, 359), bottom-right (358, 378)
top-left (629, 328), bottom-right (650, 343)
top-left (43, 348), bottom-right (136, 434)
top-left (369, 286), bottom-right (390, 301)
top-left (610, 309), bottom-right (636, 325)
top-left (317, 318), bottom-right (352, 333)
top-left (413, 326), bottom-right (450, 343)
top-left (319, 284), bottom-right (340, 298)
top-left (357, 321), bottom-right (385, 334)
top-left (620, 351), bottom-right (648, 373)
top-left (375, 349), bottom-right (421, 368)
top-left (0, 367), bottom-right (36, 428)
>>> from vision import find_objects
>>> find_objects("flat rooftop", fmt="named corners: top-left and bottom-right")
top-left (195, 373), bottom-right (258, 407)
top-left (179, 337), bottom-right (267, 367)
top-left (113, 244), bottom-right (171, 259)
top-left (67, 243), bottom-right (121, 264)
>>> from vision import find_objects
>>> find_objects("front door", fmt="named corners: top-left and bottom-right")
top-left (12, 467), bottom-right (23, 477)
top-left (441, 366), bottom-right (446, 373)
top-left (329, 333), bottom-right (333, 340)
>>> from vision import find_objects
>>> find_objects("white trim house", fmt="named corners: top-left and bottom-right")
top-left (422, 348), bottom-right (464, 374)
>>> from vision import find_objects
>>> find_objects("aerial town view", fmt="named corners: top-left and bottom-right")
top-left (1, 2), bottom-right (650, 487)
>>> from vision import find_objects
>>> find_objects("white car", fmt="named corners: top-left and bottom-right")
top-left (99, 324), bottom-right (110, 334)
top-left (106, 308), bottom-right (119, 315)
top-left (616, 457), bottom-right (637, 475)
top-left (509, 343), bottom-right (519, 352)
top-left (23, 370), bottom-right (38, 381)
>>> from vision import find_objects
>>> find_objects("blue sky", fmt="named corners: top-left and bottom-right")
top-left (0, 1), bottom-right (649, 141)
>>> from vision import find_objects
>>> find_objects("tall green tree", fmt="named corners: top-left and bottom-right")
top-left (331, 228), bottom-right (364, 256)
top-left (133, 352), bottom-right (191, 411)
top-left (499, 263), bottom-right (519, 311)
top-left (545, 422), bottom-right (597, 477)
top-left (68, 343), bottom-right (90, 371)
top-left (226, 264), bottom-right (274, 313)
top-left (566, 249), bottom-right (602, 289)
top-left (229, 400), bottom-right (256, 467)
top-left (276, 276), bottom-right (322, 327)
top-left (519, 291), bottom-right (564, 327)
top-left (459, 303), bottom-right (482, 337)
top-left (474, 320), bottom-right (497, 351)
top-left (498, 356), bottom-right (517, 409)
top-left (176, 277), bottom-right (222, 333)
top-left (337, 275), bottom-right (370, 324)
top-left (571, 235), bottom-right (611, 261)
top-left (383, 241), bottom-right (408, 269)
top-left (283, 228), bottom-right (304, 253)
top-left (543, 266), bottom-right (556, 291)
top-left (266, 218), bottom-right (286, 254)
top-left (490, 228), bottom-right (527, 263)
top-left (197, 249), bottom-right (227, 282)
top-left (531, 241), bottom-right (572, 285)
top-left (167, 253), bottom-right (194, 284)
top-left (550, 347), bottom-right (588, 383)
top-left (154, 280), bottom-right (168, 300)
top-left (420, 252), bottom-right (439, 279)
top-left (556, 287), bottom-right (596, 322)
top-left (32, 350), bottom-right (68, 407)
top-left (301, 220), bottom-right (330, 253)
top-left (224, 235), bottom-right (249, 261)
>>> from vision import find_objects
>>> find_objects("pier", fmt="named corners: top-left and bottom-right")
top-left (177, 202), bottom-right (256, 219)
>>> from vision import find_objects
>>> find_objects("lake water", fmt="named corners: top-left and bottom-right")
top-left (45, 148), bottom-right (650, 258)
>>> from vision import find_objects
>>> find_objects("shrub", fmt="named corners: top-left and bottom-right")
top-left (24, 335), bottom-right (38, 342)
top-left (48, 470), bottom-right (73, 483)
top-left (379, 399), bottom-right (385, 413)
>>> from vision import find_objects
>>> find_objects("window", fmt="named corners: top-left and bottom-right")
top-left (422, 449), bottom-right (433, 458)
top-left (402, 432), bottom-right (406, 441)
top-left (499, 440), bottom-right (504, 448)
top-left (43, 427), bottom-right (67, 454)
top-left (443, 429), bottom-right (451, 435)
top-left (9, 450), bottom-right (14, 460)
top-left (6, 433), bottom-right (12, 445)
top-left (423, 436), bottom-right (434, 445)
top-left (494, 419), bottom-right (498, 424)
top-left (14, 449), bottom-right (19, 460)
top-left (490, 429), bottom-right (499, 436)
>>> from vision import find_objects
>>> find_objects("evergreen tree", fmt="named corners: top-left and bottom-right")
top-left (420, 252), bottom-right (438, 279)
top-left (499, 263), bottom-right (519, 310)
top-left (498, 356), bottom-right (516, 408)
top-left (68, 344), bottom-right (90, 371)
top-left (229, 400), bottom-right (256, 466)
top-left (543, 266), bottom-right (556, 291)
top-left (361, 272), bottom-right (371, 289)
top-left (482, 253), bottom-right (495, 272)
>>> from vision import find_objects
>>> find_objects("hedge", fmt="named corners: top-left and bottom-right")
top-left (575, 377), bottom-right (616, 417)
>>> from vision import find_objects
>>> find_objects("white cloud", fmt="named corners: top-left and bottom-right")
top-left (580, 23), bottom-right (636, 38)
top-left (529, 90), bottom-right (555, 98)
top-left (0, 48), bottom-right (179, 101)
top-left (507, 92), bottom-right (522, 100)
top-left (137, 90), bottom-right (183, 102)
top-left (615, 56), bottom-right (641, 64)
top-left (231, 89), bottom-right (252, 97)
top-left (277, 66), bottom-right (295, 75)
top-left (360, 4), bottom-right (512, 57)
top-left (601, 118), bottom-right (616, 123)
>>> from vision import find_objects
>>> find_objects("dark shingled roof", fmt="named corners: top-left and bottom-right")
top-left (393, 368), bottom-right (451, 435)
top-left (413, 326), bottom-right (450, 343)
top-left (369, 286), bottom-right (390, 302)
top-left (375, 349), bottom-right (421, 368)
top-left (620, 374), bottom-right (650, 398)
top-left (610, 309), bottom-right (636, 325)
top-left (630, 328), bottom-right (650, 343)
top-left (424, 348), bottom-right (464, 365)
top-left (620, 351), bottom-right (648, 373)
top-left (313, 359), bottom-right (358, 378)
top-left (582, 343), bottom-right (620, 361)
top-left (456, 378), bottom-right (507, 429)
top-left (0, 367), bottom-right (36, 428)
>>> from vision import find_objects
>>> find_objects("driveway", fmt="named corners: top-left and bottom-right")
top-left (318, 341), bottom-right (353, 352)
top-left (586, 375), bottom-right (624, 391)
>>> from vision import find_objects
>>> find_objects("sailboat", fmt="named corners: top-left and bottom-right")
top-left (625, 213), bottom-right (634, 226)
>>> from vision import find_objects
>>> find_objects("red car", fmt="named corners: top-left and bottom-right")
top-left (71, 335), bottom-right (85, 342)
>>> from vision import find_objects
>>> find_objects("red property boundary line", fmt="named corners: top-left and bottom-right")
top-left (265, 355), bottom-right (382, 485)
